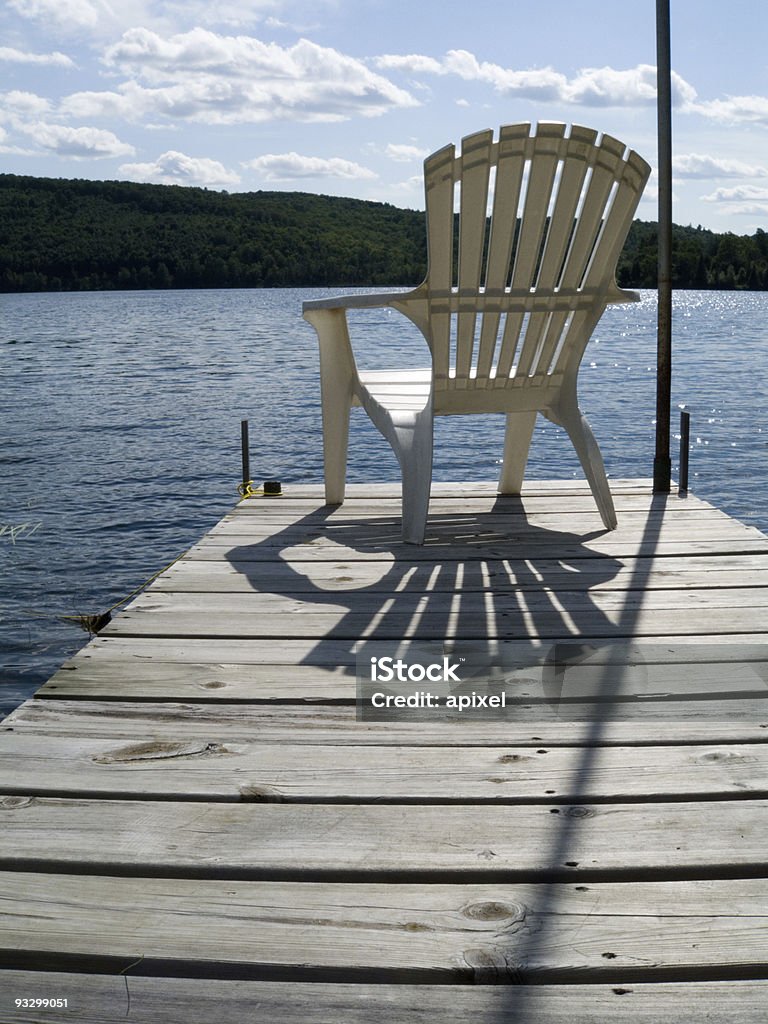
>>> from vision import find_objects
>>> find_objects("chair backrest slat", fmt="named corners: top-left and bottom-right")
top-left (472, 124), bottom-right (530, 386)
top-left (495, 311), bottom-right (526, 380)
top-left (558, 133), bottom-right (628, 292)
top-left (455, 130), bottom-right (494, 383)
top-left (484, 123), bottom-right (531, 293)
top-left (509, 124), bottom-right (565, 292)
top-left (516, 311), bottom-right (551, 378)
top-left (579, 149), bottom-right (650, 294)
top-left (423, 143), bottom-right (456, 380)
top-left (534, 125), bottom-right (598, 291)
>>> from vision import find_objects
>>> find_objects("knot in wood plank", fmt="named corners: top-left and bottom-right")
top-left (461, 945), bottom-right (525, 983)
top-left (0, 796), bottom-right (34, 809)
top-left (461, 900), bottom-right (526, 925)
top-left (92, 741), bottom-right (229, 764)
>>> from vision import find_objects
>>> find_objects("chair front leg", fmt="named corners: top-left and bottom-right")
top-left (303, 307), bottom-right (356, 505)
top-left (391, 408), bottom-right (434, 545)
top-left (499, 411), bottom-right (537, 493)
top-left (321, 391), bottom-right (351, 505)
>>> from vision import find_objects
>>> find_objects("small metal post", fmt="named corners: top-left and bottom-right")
top-left (240, 419), bottom-right (250, 491)
top-left (678, 409), bottom-right (690, 497)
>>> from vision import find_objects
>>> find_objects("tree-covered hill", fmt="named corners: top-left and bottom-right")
top-left (1, 172), bottom-right (767, 292)
top-left (0, 174), bottom-right (427, 292)
top-left (621, 218), bottom-right (768, 291)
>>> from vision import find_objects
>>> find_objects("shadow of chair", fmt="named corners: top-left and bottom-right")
top-left (224, 495), bottom-right (628, 681)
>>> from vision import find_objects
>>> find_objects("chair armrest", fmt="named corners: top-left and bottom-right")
top-left (302, 288), bottom-right (420, 313)
top-left (606, 285), bottom-right (643, 304)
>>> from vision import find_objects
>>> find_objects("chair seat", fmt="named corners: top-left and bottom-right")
top-left (357, 368), bottom-right (432, 411)
top-left (358, 367), bottom-right (555, 418)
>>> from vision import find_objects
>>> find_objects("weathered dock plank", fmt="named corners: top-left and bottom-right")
top-left (9, 698), bottom-right (768, 742)
top-left (123, 585), bottom-right (768, 613)
top-left (14, 701), bottom-right (768, 756)
top-left (152, 553), bottom-right (768, 593)
top-left (47, 633), bottom-right (768, 666)
top-left (100, 606), bottom-right (768, 638)
top-left (1, 796), bottom-right (766, 881)
top-left (186, 536), bottom-right (768, 561)
top-left (1, 734), bottom-right (767, 803)
top-left (5, 975), bottom-right (768, 1024)
top-left (3, 873), bottom-right (768, 983)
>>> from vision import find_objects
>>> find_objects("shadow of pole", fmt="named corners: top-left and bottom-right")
top-left (496, 492), bottom-right (668, 1018)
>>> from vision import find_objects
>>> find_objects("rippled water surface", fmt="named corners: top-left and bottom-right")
top-left (2, 287), bottom-right (768, 713)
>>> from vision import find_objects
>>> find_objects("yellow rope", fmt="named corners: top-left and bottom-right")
top-left (237, 479), bottom-right (259, 498)
top-left (237, 480), bottom-right (283, 499)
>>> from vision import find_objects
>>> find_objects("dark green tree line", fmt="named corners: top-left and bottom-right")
top-left (616, 220), bottom-right (768, 290)
top-left (1, 173), bottom-right (767, 293)
top-left (0, 174), bottom-right (426, 292)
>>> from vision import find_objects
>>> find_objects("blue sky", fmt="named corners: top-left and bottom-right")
top-left (2, 0), bottom-right (768, 233)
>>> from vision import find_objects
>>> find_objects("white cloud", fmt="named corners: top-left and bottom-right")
top-left (0, 90), bottom-right (52, 118)
top-left (375, 53), bottom-right (444, 75)
top-left (245, 152), bottom-right (377, 181)
top-left (76, 28), bottom-right (418, 125)
top-left (61, 83), bottom-right (144, 121)
top-left (264, 16), bottom-right (308, 31)
top-left (566, 64), bottom-right (682, 107)
top-left (674, 153), bottom-right (768, 179)
top-left (19, 122), bottom-right (136, 159)
top-left (385, 143), bottom-right (428, 162)
top-left (64, 79), bottom-right (247, 123)
top-left (376, 50), bottom-right (697, 109)
top-left (103, 26), bottom-right (283, 80)
top-left (165, 0), bottom-right (280, 28)
top-left (119, 149), bottom-right (240, 186)
top-left (723, 203), bottom-right (768, 216)
top-left (0, 128), bottom-right (38, 155)
top-left (566, 65), bottom-right (695, 108)
top-left (697, 94), bottom-right (768, 126)
top-left (442, 50), bottom-right (565, 99)
top-left (8, 0), bottom-right (101, 28)
top-left (392, 173), bottom-right (423, 193)
top-left (0, 46), bottom-right (76, 67)
top-left (7, 0), bottom-right (166, 35)
top-left (7, 0), bottom-right (294, 38)
top-left (702, 185), bottom-right (768, 203)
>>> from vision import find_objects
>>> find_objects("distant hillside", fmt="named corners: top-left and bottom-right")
top-left (1, 173), bottom-right (768, 292)
top-left (0, 174), bottom-right (427, 292)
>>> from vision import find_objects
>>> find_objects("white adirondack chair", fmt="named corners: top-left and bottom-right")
top-left (303, 123), bottom-right (650, 544)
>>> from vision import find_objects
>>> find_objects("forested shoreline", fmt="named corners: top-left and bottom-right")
top-left (2, 172), bottom-right (767, 293)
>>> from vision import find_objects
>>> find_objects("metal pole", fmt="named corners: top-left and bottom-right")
top-left (678, 408), bottom-right (690, 497)
top-left (240, 419), bottom-right (250, 489)
top-left (654, 0), bottom-right (672, 492)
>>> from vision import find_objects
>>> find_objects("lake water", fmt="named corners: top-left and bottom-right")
top-left (2, 287), bottom-right (768, 716)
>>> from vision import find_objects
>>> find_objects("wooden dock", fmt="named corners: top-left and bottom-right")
top-left (2, 480), bottom-right (768, 1021)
